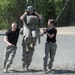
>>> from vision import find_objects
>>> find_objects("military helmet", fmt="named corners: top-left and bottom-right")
top-left (27, 6), bottom-right (34, 11)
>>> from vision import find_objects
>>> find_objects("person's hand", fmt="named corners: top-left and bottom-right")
top-left (8, 43), bottom-right (14, 46)
top-left (43, 29), bottom-right (46, 33)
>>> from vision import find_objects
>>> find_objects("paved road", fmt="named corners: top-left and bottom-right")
top-left (0, 30), bottom-right (75, 75)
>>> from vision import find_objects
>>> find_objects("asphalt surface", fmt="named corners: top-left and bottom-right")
top-left (0, 28), bottom-right (75, 75)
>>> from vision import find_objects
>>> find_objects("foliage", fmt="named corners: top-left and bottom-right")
top-left (0, 0), bottom-right (75, 29)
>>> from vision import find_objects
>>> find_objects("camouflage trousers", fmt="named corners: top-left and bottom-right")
top-left (3, 45), bottom-right (17, 69)
top-left (21, 26), bottom-right (39, 68)
top-left (22, 39), bottom-right (34, 68)
top-left (23, 26), bottom-right (38, 43)
top-left (43, 42), bottom-right (57, 69)
top-left (23, 27), bottom-right (38, 51)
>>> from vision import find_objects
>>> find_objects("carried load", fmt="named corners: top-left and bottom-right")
top-left (26, 15), bottom-right (38, 29)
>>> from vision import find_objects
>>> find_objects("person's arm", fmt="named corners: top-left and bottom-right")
top-left (46, 32), bottom-right (54, 38)
top-left (40, 32), bottom-right (45, 36)
top-left (20, 12), bottom-right (27, 21)
top-left (34, 12), bottom-right (42, 20)
top-left (4, 36), bottom-right (14, 46)
top-left (19, 28), bottom-right (23, 35)
top-left (40, 29), bottom-right (46, 36)
top-left (46, 29), bottom-right (57, 38)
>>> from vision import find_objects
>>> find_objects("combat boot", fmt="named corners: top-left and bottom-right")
top-left (22, 62), bottom-right (25, 69)
top-left (26, 65), bottom-right (29, 71)
top-left (3, 66), bottom-right (8, 73)
top-left (43, 66), bottom-right (47, 72)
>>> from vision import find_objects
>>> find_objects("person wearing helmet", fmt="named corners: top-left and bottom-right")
top-left (20, 6), bottom-right (42, 71)
top-left (20, 6), bottom-right (42, 21)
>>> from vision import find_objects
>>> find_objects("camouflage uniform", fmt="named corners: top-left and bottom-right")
top-left (22, 39), bottom-right (34, 69)
top-left (21, 16), bottom-right (40, 69)
top-left (43, 42), bottom-right (57, 69)
top-left (3, 46), bottom-right (17, 69)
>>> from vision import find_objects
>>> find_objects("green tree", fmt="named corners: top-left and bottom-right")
top-left (55, 0), bottom-right (71, 26)
top-left (41, 0), bottom-right (56, 26)
top-left (0, 0), bottom-right (75, 29)
top-left (70, 0), bottom-right (75, 25)
top-left (0, 0), bottom-right (17, 29)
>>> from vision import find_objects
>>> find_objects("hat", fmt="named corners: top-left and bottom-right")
top-left (27, 6), bottom-right (33, 11)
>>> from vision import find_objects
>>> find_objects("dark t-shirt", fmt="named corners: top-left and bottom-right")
top-left (5, 29), bottom-right (20, 45)
top-left (46, 27), bottom-right (57, 43)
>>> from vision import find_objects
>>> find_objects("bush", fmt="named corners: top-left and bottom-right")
top-left (0, 21), bottom-right (10, 30)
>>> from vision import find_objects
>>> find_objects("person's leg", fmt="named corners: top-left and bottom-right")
top-left (32, 29), bottom-right (37, 45)
top-left (22, 47), bottom-right (29, 69)
top-left (3, 46), bottom-right (11, 68)
top-left (26, 47), bottom-right (34, 70)
top-left (23, 27), bottom-right (32, 52)
top-left (22, 39), bottom-right (28, 69)
top-left (31, 29), bottom-right (37, 51)
top-left (5, 46), bottom-right (17, 70)
top-left (43, 42), bottom-right (50, 71)
top-left (22, 38), bottom-right (27, 57)
top-left (48, 43), bottom-right (57, 69)
top-left (22, 39), bottom-right (32, 70)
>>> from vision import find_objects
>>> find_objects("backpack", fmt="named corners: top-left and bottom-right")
top-left (26, 15), bottom-right (38, 28)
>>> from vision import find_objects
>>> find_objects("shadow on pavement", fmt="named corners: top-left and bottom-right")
top-left (10, 69), bottom-right (42, 73)
top-left (51, 69), bottom-right (75, 74)
top-left (9, 69), bottom-right (75, 74)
